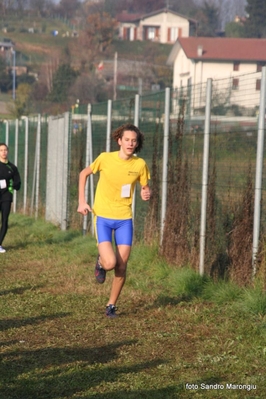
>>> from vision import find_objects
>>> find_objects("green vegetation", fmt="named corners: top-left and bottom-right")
top-left (0, 214), bottom-right (266, 398)
top-left (1, 16), bottom-right (75, 66)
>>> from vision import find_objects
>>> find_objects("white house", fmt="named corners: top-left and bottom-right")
top-left (0, 40), bottom-right (14, 52)
top-left (167, 37), bottom-right (266, 113)
top-left (117, 8), bottom-right (197, 44)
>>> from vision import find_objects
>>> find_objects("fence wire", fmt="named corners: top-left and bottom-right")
top-left (1, 71), bottom-right (266, 281)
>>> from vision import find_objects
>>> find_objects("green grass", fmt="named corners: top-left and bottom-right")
top-left (0, 214), bottom-right (266, 398)
top-left (110, 39), bottom-right (172, 60)
top-left (1, 15), bottom-right (76, 67)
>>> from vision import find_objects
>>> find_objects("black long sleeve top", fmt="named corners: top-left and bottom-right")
top-left (0, 161), bottom-right (21, 202)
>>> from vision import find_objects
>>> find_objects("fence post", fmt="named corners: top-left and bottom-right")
top-left (4, 120), bottom-right (9, 145)
top-left (106, 100), bottom-right (112, 152)
top-left (35, 114), bottom-right (41, 220)
top-left (132, 94), bottom-right (140, 222)
top-left (160, 87), bottom-right (170, 244)
top-left (134, 94), bottom-right (140, 125)
top-left (252, 66), bottom-right (266, 276)
top-left (199, 78), bottom-right (212, 276)
top-left (30, 116), bottom-right (37, 216)
top-left (21, 116), bottom-right (29, 214)
top-left (83, 104), bottom-right (94, 236)
top-left (13, 119), bottom-right (19, 213)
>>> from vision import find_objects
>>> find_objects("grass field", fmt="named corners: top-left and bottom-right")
top-left (0, 214), bottom-right (266, 398)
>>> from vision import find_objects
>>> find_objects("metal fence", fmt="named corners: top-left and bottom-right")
top-left (1, 69), bottom-right (266, 278)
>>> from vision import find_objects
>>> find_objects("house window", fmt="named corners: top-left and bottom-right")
top-left (147, 27), bottom-right (155, 40)
top-left (233, 62), bottom-right (240, 71)
top-left (167, 27), bottom-right (182, 42)
top-left (257, 62), bottom-right (266, 72)
top-left (232, 78), bottom-right (239, 90)
top-left (256, 79), bottom-right (261, 91)
top-left (170, 27), bottom-right (178, 42)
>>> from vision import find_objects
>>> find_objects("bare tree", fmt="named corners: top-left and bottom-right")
top-left (56, 0), bottom-right (81, 19)
top-left (85, 11), bottom-right (117, 52)
top-left (29, 0), bottom-right (50, 16)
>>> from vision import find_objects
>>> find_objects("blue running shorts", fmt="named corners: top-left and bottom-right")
top-left (94, 216), bottom-right (133, 246)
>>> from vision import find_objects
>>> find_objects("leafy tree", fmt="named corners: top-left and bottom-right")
top-left (225, 21), bottom-right (245, 38)
top-left (0, 56), bottom-right (12, 92)
top-left (244, 0), bottom-right (266, 38)
top-left (49, 63), bottom-right (79, 103)
top-left (10, 83), bottom-right (32, 118)
top-left (195, 1), bottom-right (220, 37)
top-left (17, 73), bottom-right (36, 86)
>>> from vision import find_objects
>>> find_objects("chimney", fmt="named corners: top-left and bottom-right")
top-left (197, 45), bottom-right (203, 57)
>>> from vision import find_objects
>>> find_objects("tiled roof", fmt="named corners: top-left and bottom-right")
top-left (116, 8), bottom-right (196, 24)
top-left (139, 8), bottom-right (197, 24)
top-left (178, 37), bottom-right (266, 61)
top-left (116, 12), bottom-right (143, 23)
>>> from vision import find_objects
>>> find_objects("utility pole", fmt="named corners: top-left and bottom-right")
top-left (11, 49), bottom-right (16, 100)
top-left (113, 52), bottom-right (117, 101)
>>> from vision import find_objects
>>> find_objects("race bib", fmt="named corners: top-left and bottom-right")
top-left (0, 179), bottom-right (7, 189)
top-left (121, 184), bottom-right (131, 198)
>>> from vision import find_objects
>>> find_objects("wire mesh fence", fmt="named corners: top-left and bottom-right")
top-left (1, 70), bottom-right (266, 283)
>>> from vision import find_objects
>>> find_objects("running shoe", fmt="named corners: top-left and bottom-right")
top-left (106, 304), bottom-right (117, 318)
top-left (94, 255), bottom-right (106, 284)
top-left (0, 246), bottom-right (6, 253)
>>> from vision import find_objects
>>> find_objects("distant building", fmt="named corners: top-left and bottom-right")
top-left (167, 37), bottom-right (266, 112)
top-left (117, 8), bottom-right (197, 44)
top-left (0, 39), bottom-right (14, 52)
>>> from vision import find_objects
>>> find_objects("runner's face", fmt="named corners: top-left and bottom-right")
top-left (0, 145), bottom-right (8, 162)
top-left (118, 130), bottom-right (138, 157)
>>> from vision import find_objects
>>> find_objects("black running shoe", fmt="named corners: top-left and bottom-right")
top-left (94, 255), bottom-right (106, 284)
top-left (106, 304), bottom-right (117, 318)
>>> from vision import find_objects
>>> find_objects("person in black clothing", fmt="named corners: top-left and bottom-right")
top-left (0, 143), bottom-right (21, 253)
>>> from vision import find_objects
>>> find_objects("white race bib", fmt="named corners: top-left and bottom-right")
top-left (121, 184), bottom-right (131, 198)
top-left (0, 179), bottom-right (7, 189)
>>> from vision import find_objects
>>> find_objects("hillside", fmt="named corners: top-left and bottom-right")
top-left (1, 16), bottom-right (77, 67)
top-left (0, 16), bottom-right (173, 117)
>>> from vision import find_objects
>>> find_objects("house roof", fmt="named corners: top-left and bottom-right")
top-left (116, 8), bottom-right (196, 24)
top-left (139, 8), bottom-right (197, 24)
top-left (116, 11), bottom-right (143, 23)
top-left (167, 37), bottom-right (266, 65)
top-left (0, 41), bottom-right (13, 49)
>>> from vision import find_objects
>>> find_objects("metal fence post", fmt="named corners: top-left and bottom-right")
top-left (199, 78), bottom-right (212, 276)
top-left (13, 119), bottom-right (19, 213)
top-left (22, 116), bottom-right (29, 214)
top-left (30, 116), bottom-right (37, 217)
top-left (134, 94), bottom-right (140, 126)
top-left (35, 114), bottom-right (41, 220)
top-left (252, 66), bottom-right (266, 275)
top-left (132, 94), bottom-right (140, 222)
top-left (106, 99), bottom-right (112, 152)
top-left (4, 120), bottom-right (9, 145)
top-left (83, 104), bottom-right (94, 236)
top-left (160, 87), bottom-right (170, 244)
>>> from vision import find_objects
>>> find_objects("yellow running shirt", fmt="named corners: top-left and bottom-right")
top-left (90, 151), bottom-right (150, 219)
